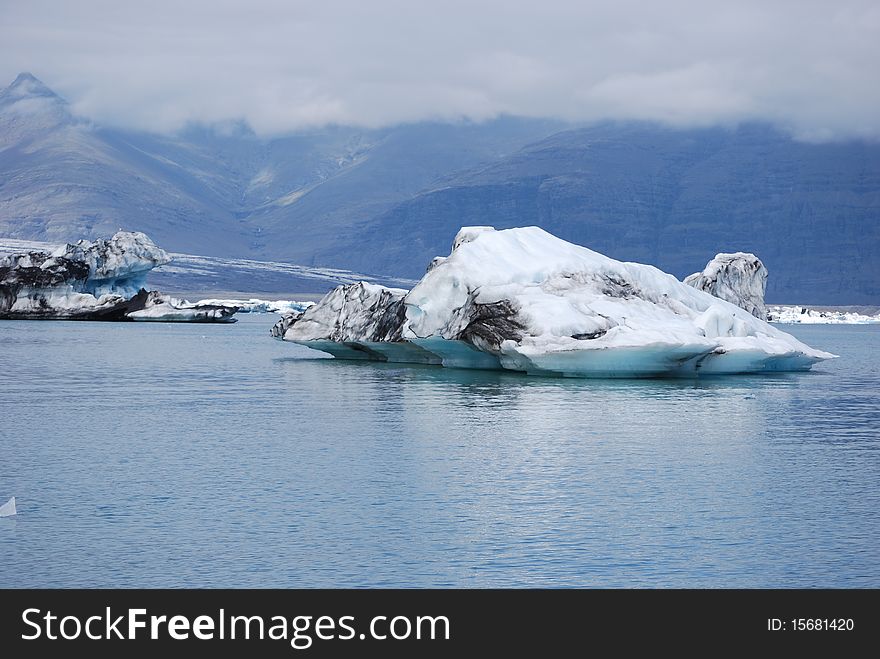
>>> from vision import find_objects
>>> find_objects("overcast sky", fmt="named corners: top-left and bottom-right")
top-left (2, 0), bottom-right (878, 140)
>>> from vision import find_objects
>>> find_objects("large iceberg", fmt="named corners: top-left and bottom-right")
top-left (274, 227), bottom-right (834, 377)
top-left (0, 231), bottom-right (238, 321)
top-left (684, 252), bottom-right (768, 320)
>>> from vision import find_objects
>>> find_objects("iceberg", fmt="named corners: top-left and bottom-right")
top-left (768, 305), bottom-right (880, 324)
top-left (127, 291), bottom-right (238, 323)
top-left (0, 496), bottom-right (15, 517)
top-left (0, 231), bottom-right (167, 319)
top-left (193, 298), bottom-right (312, 314)
top-left (684, 252), bottom-right (768, 320)
top-left (273, 226), bottom-right (834, 377)
top-left (0, 231), bottom-right (238, 322)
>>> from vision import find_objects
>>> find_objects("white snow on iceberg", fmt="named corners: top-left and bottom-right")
top-left (274, 227), bottom-right (834, 378)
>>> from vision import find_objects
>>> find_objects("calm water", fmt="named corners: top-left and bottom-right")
top-left (0, 316), bottom-right (878, 588)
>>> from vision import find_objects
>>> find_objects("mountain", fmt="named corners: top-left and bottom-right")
top-left (330, 123), bottom-right (880, 304)
top-left (0, 73), bottom-right (251, 255)
top-left (1, 74), bottom-right (878, 303)
top-left (0, 73), bottom-right (562, 258)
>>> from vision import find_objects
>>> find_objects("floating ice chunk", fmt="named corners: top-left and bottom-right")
top-left (0, 497), bottom-right (16, 517)
top-left (126, 292), bottom-right (238, 323)
top-left (768, 305), bottom-right (880, 324)
top-left (194, 298), bottom-right (312, 314)
top-left (0, 231), bottom-right (189, 321)
top-left (0, 232), bottom-right (241, 322)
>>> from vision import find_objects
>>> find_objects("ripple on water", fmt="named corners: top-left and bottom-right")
top-left (0, 318), bottom-right (878, 587)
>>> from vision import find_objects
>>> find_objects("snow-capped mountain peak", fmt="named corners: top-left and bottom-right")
top-left (0, 72), bottom-right (73, 147)
top-left (2, 72), bottom-right (62, 102)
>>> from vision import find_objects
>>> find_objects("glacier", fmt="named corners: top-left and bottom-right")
top-left (684, 252), bottom-right (768, 320)
top-left (273, 226), bottom-right (834, 377)
top-left (0, 231), bottom-right (239, 322)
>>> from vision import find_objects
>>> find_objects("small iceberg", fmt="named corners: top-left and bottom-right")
top-left (0, 496), bottom-right (16, 517)
top-left (0, 231), bottom-right (239, 322)
top-left (127, 291), bottom-right (238, 323)
top-left (194, 298), bottom-right (312, 314)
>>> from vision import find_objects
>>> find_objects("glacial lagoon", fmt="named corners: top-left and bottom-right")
top-left (0, 315), bottom-right (877, 587)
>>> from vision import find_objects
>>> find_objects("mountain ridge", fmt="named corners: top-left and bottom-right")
top-left (329, 123), bottom-right (880, 304)
top-left (0, 74), bottom-right (564, 257)
top-left (0, 73), bottom-right (877, 303)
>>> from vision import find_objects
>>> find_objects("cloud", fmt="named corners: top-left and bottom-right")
top-left (1, 0), bottom-right (879, 140)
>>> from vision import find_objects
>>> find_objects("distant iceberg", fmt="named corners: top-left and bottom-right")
top-left (273, 226), bottom-right (834, 377)
top-left (127, 291), bottom-right (238, 323)
top-left (768, 305), bottom-right (880, 324)
top-left (194, 298), bottom-right (312, 314)
top-left (683, 253), bottom-right (878, 325)
top-left (0, 231), bottom-right (238, 322)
